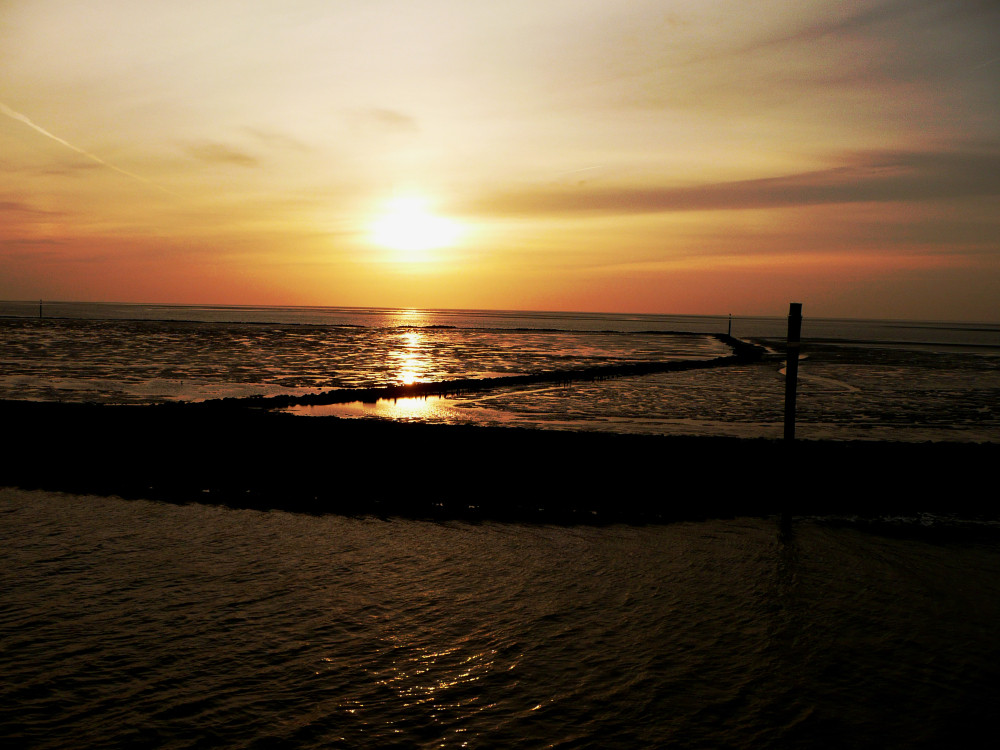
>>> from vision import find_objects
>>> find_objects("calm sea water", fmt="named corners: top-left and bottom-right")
top-left (3, 487), bottom-right (1000, 749)
top-left (2, 301), bottom-right (999, 441)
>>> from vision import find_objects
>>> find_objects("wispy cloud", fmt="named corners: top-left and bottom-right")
top-left (365, 108), bottom-right (419, 132)
top-left (0, 237), bottom-right (66, 255)
top-left (713, 0), bottom-right (993, 62)
top-left (346, 107), bottom-right (420, 135)
top-left (471, 147), bottom-right (1000, 216)
top-left (0, 199), bottom-right (61, 215)
top-left (0, 101), bottom-right (176, 195)
top-left (242, 127), bottom-right (311, 152)
top-left (185, 142), bottom-right (260, 167)
top-left (38, 161), bottom-right (102, 177)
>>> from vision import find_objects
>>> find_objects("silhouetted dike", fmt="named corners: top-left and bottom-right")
top-left (2, 396), bottom-right (996, 523)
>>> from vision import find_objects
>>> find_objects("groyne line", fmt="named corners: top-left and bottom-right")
top-left (195, 334), bottom-right (767, 410)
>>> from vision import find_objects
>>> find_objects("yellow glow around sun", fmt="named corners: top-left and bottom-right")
top-left (369, 197), bottom-right (461, 261)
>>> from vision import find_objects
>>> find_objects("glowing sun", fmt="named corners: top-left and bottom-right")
top-left (370, 197), bottom-right (461, 261)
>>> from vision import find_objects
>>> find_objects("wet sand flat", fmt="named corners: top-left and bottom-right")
top-left (4, 317), bottom-right (997, 442)
top-left (0, 318), bottom-right (725, 403)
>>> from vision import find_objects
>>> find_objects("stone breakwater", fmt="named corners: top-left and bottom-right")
top-left (196, 334), bottom-right (768, 410)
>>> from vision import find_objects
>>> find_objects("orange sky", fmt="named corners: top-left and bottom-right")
top-left (2, 0), bottom-right (998, 320)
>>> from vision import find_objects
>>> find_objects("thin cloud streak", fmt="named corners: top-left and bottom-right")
top-left (721, 0), bottom-right (995, 61)
top-left (472, 149), bottom-right (1000, 216)
top-left (0, 200), bottom-right (61, 215)
top-left (186, 142), bottom-right (260, 167)
top-left (365, 108), bottom-right (419, 133)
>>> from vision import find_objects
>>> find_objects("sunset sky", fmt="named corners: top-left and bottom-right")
top-left (2, 0), bottom-right (998, 320)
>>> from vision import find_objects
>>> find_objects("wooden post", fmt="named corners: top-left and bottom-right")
top-left (728, 313), bottom-right (732, 337)
top-left (783, 303), bottom-right (802, 441)
top-left (39, 299), bottom-right (43, 319)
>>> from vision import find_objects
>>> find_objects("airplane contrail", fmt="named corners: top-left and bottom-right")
top-left (1, 101), bottom-right (175, 195)
top-left (970, 56), bottom-right (1000, 71)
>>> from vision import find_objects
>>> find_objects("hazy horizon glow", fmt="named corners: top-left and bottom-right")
top-left (2, 0), bottom-right (998, 320)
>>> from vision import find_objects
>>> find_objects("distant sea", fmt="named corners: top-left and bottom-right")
top-left (3, 299), bottom-right (999, 342)
top-left (2, 300), bottom-right (998, 442)
top-left (3, 302), bottom-right (1000, 748)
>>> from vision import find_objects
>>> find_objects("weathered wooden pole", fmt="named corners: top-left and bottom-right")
top-left (783, 303), bottom-right (802, 441)
top-left (728, 313), bottom-right (732, 337)
top-left (39, 299), bottom-right (43, 319)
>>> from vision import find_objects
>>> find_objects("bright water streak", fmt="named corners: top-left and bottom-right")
top-left (3, 488), bottom-right (1000, 749)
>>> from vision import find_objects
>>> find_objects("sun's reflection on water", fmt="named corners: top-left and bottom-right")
top-left (287, 395), bottom-right (453, 421)
top-left (395, 330), bottom-right (426, 385)
top-left (391, 308), bottom-right (431, 328)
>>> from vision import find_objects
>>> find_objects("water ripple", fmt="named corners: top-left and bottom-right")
top-left (3, 489), bottom-right (1000, 748)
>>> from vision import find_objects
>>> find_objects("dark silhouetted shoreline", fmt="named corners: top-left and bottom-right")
top-left (2, 399), bottom-right (996, 524)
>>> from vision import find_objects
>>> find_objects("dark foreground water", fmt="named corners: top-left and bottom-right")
top-left (3, 488), bottom-right (999, 749)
